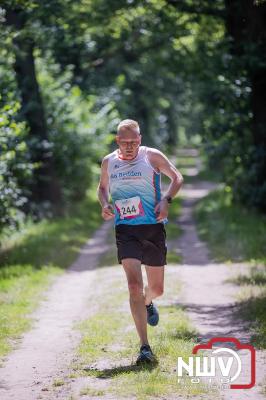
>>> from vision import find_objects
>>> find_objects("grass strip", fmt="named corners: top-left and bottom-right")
top-left (0, 195), bottom-right (102, 358)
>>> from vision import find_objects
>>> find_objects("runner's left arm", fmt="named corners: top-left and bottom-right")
top-left (148, 149), bottom-right (184, 221)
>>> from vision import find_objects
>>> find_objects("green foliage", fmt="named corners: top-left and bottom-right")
top-left (195, 187), bottom-right (266, 264)
top-left (0, 102), bottom-right (34, 229)
top-left (36, 58), bottom-right (117, 203)
top-left (188, 7), bottom-right (266, 212)
top-left (0, 0), bottom-right (265, 233)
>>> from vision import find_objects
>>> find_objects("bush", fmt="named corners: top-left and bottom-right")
top-left (0, 102), bottom-right (34, 230)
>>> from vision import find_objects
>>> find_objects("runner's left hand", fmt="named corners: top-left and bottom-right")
top-left (154, 200), bottom-right (168, 222)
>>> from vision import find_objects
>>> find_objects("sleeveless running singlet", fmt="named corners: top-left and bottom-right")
top-left (107, 146), bottom-right (167, 226)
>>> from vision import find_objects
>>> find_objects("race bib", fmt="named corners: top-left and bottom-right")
top-left (115, 196), bottom-right (145, 219)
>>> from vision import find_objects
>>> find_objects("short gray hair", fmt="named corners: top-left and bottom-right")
top-left (117, 119), bottom-right (140, 134)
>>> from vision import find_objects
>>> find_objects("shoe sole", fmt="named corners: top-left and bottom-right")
top-left (136, 352), bottom-right (156, 365)
top-left (147, 317), bottom-right (159, 326)
top-left (136, 356), bottom-right (155, 365)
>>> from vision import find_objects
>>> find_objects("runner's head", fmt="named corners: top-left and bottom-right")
top-left (116, 119), bottom-right (142, 160)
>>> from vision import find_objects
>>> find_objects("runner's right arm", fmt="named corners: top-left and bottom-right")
top-left (97, 157), bottom-right (115, 220)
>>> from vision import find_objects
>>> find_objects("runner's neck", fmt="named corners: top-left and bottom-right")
top-left (117, 146), bottom-right (141, 161)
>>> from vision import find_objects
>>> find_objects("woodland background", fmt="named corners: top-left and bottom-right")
top-left (1, 0), bottom-right (266, 233)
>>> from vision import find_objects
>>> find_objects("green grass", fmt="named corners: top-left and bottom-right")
top-left (52, 378), bottom-right (65, 387)
top-left (70, 266), bottom-right (216, 399)
top-left (73, 269), bottom-right (127, 366)
top-left (176, 150), bottom-right (221, 184)
top-left (99, 246), bottom-right (118, 267)
top-left (194, 187), bottom-right (266, 264)
top-left (231, 267), bottom-right (266, 286)
top-left (228, 266), bottom-right (266, 349)
top-left (261, 377), bottom-right (266, 396)
top-left (0, 264), bottom-right (62, 359)
top-left (98, 227), bottom-right (118, 267)
top-left (166, 198), bottom-right (182, 240)
top-left (167, 251), bottom-right (182, 264)
top-left (183, 168), bottom-right (221, 184)
top-left (0, 196), bottom-right (102, 269)
top-left (176, 156), bottom-right (197, 168)
top-left (0, 195), bottom-right (102, 359)
top-left (80, 387), bottom-right (105, 396)
top-left (77, 311), bottom-right (125, 362)
top-left (176, 154), bottom-right (197, 181)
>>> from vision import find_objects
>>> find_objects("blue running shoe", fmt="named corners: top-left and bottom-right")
top-left (146, 301), bottom-right (159, 326)
top-left (136, 344), bottom-right (155, 365)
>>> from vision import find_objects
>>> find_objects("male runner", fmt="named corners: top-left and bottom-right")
top-left (97, 119), bottom-right (183, 364)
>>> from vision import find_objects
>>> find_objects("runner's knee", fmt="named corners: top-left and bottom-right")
top-left (128, 282), bottom-right (143, 299)
top-left (150, 284), bottom-right (164, 297)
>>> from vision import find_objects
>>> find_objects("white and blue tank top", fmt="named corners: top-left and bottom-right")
top-left (107, 146), bottom-right (167, 226)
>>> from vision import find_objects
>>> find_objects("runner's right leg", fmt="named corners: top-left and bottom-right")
top-left (144, 265), bottom-right (165, 306)
top-left (122, 258), bottom-right (149, 346)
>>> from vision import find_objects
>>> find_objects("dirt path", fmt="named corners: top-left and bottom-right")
top-left (0, 221), bottom-right (113, 400)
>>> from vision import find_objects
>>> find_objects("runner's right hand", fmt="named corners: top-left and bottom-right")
top-left (101, 204), bottom-right (115, 220)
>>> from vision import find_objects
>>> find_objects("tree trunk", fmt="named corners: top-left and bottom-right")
top-left (5, 8), bottom-right (63, 217)
top-left (247, 3), bottom-right (266, 148)
top-left (224, 0), bottom-right (266, 147)
top-left (224, 0), bottom-right (266, 209)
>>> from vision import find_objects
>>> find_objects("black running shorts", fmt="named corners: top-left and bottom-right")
top-left (115, 223), bottom-right (167, 266)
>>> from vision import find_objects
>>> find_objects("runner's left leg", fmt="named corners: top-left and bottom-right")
top-left (144, 265), bottom-right (165, 306)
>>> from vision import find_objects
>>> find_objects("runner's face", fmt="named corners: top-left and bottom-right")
top-left (116, 130), bottom-right (141, 160)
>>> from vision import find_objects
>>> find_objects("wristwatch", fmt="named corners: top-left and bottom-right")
top-left (164, 196), bottom-right (172, 204)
